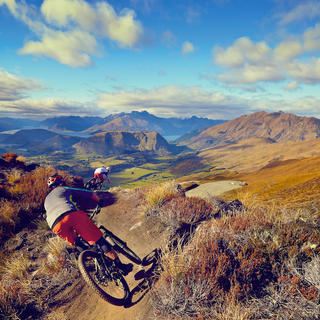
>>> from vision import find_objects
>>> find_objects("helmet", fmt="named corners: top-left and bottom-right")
top-left (105, 167), bottom-right (110, 172)
top-left (47, 174), bottom-right (64, 188)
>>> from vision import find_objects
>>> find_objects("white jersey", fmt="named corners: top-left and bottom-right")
top-left (94, 167), bottom-right (109, 175)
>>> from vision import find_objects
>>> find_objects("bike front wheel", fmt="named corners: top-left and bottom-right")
top-left (78, 250), bottom-right (130, 306)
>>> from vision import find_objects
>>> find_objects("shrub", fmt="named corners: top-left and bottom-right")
top-left (16, 155), bottom-right (26, 164)
top-left (8, 166), bottom-right (57, 218)
top-left (159, 196), bottom-right (215, 228)
top-left (250, 256), bottom-right (320, 319)
top-left (150, 204), bottom-right (320, 319)
top-left (1, 152), bottom-right (17, 163)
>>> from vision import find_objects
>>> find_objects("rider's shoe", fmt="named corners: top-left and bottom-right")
top-left (117, 262), bottom-right (133, 276)
top-left (134, 269), bottom-right (145, 281)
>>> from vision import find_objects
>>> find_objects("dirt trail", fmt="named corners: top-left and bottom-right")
top-left (185, 180), bottom-right (245, 199)
top-left (54, 188), bottom-right (163, 320)
top-left (49, 181), bottom-right (245, 319)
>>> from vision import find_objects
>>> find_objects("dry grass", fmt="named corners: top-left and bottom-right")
top-left (6, 169), bottom-right (23, 185)
top-left (0, 165), bottom-right (64, 244)
top-left (150, 198), bottom-right (320, 319)
top-left (40, 237), bottom-right (71, 274)
top-left (0, 237), bottom-right (79, 320)
top-left (144, 180), bottom-right (184, 208)
top-left (0, 253), bottom-right (33, 281)
top-left (224, 156), bottom-right (320, 208)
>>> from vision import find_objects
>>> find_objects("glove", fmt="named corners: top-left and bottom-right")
top-left (98, 199), bottom-right (104, 207)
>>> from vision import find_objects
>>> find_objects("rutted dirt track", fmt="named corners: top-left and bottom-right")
top-left (49, 181), bottom-right (244, 320)
top-left (51, 188), bottom-right (164, 320)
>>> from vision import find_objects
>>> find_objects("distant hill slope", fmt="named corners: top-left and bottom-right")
top-left (179, 111), bottom-right (320, 149)
top-left (40, 116), bottom-right (104, 131)
top-left (2, 129), bottom-right (80, 154)
top-left (198, 137), bottom-right (320, 172)
top-left (85, 110), bottom-right (225, 136)
top-left (73, 130), bottom-right (182, 155)
top-left (0, 117), bottom-right (40, 132)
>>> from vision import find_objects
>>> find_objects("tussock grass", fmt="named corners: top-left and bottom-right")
top-left (41, 237), bottom-right (70, 273)
top-left (145, 180), bottom-right (184, 208)
top-left (6, 169), bottom-right (23, 185)
top-left (150, 197), bottom-right (320, 319)
top-left (0, 253), bottom-right (33, 280)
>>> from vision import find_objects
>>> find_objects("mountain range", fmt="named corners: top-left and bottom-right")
top-left (1, 129), bottom-right (182, 156)
top-left (0, 111), bottom-right (224, 138)
top-left (2, 110), bottom-right (320, 161)
top-left (179, 111), bottom-right (320, 150)
top-left (84, 111), bottom-right (225, 136)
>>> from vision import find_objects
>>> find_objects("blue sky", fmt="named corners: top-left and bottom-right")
top-left (1, 0), bottom-right (320, 120)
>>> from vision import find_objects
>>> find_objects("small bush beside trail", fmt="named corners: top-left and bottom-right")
top-left (149, 203), bottom-right (320, 319)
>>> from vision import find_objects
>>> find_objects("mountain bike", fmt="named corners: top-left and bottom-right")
top-left (77, 205), bottom-right (142, 306)
top-left (84, 178), bottom-right (103, 191)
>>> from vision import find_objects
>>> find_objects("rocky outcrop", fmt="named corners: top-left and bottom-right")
top-left (73, 131), bottom-right (175, 155)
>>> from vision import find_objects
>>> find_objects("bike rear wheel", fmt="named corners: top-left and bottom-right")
top-left (78, 250), bottom-right (130, 306)
top-left (84, 179), bottom-right (96, 191)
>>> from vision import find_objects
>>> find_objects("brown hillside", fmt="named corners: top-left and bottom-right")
top-left (183, 111), bottom-right (320, 149)
top-left (73, 131), bottom-right (172, 155)
top-left (199, 137), bottom-right (320, 172)
top-left (224, 155), bottom-right (320, 208)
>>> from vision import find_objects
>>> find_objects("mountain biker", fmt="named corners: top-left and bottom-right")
top-left (94, 166), bottom-right (111, 185)
top-left (44, 173), bottom-right (133, 275)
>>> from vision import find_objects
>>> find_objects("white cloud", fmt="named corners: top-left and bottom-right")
top-left (0, 70), bottom-right (100, 118)
top-left (0, 0), bottom-right (17, 14)
top-left (0, 97), bottom-right (100, 118)
top-left (1, 0), bottom-right (143, 66)
top-left (217, 64), bottom-right (285, 84)
top-left (287, 58), bottom-right (320, 84)
top-left (284, 81), bottom-right (299, 90)
top-left (96, 85), bottom-right (251, 119)
top-left (274, 41), bottom-right (303, 62)
top-left (278, 1), bottom-right (320, 25)
top-left (181, 41), bottom-right (195, 55)
top-left (212, 35), bottom-right (320, 85)
top-left (213, 37), bottom-right (271, 68)
top-left (19, 30), bottom-right (98, 67)
top-left (41, 0), bottom-right (142, 48)
top-left (0, 70), bottom-right (43, 101)
top-left (303, 23), bottom-right (320, 51)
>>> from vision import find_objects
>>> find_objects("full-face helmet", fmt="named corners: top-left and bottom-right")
top-left (47, 174), bottom-right (64, 188)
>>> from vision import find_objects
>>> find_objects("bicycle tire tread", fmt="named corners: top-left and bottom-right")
top-left (78, 250), bottom-right (130, 306)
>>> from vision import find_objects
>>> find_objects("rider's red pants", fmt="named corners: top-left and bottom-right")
top-left (53, 210), bottom-right (102, 246)
top-left (94, 172), bottom-right (104, 182)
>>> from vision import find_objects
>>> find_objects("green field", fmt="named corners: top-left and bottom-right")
top-left (26, 151), bottom-right (210, 189)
